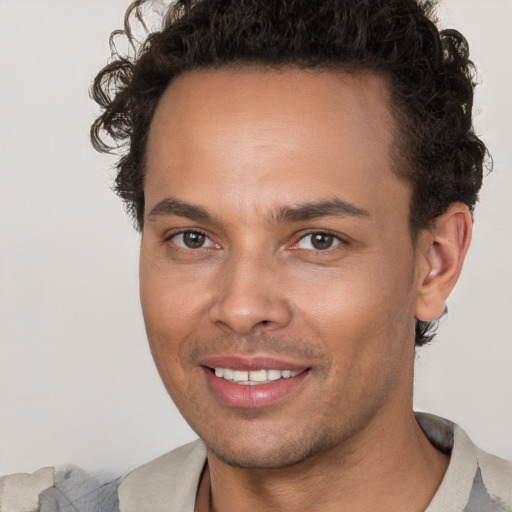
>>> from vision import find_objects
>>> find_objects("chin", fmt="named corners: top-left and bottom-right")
top-left (205, 429), bottom-right (331, 469)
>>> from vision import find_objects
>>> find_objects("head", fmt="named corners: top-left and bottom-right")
top-left (91, 0), bottom-right (488, 347)
top-left (91, 0), bottom-right (487, 469)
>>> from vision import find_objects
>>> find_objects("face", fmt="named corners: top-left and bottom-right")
top-left (140, 68), bottom-right (421, 469)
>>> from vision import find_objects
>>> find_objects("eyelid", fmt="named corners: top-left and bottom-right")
top-left (164, 229), bottom-right (219, 249)
top-left (162, 228), bottom-right (346, 251)
top-left (290, 230), bottom-right (345, 251)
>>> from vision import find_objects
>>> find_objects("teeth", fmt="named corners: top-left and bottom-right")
top-left (249, 369), bottom-right (268, 382)
top-left (213, 367), bottom-right (301, 385)
top-left (267, 369), bottom-right (281, 381)
top-left (232, 370), bottom-right (249, 382)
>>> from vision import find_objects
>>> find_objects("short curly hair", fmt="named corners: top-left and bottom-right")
top-left (91, 0), bottom-right (489, 346)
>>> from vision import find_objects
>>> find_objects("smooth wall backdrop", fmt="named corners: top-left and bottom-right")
top-left (1, 0), bottom-right (511, 479)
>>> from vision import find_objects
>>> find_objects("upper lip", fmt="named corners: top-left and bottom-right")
top-left (199, 355), bottom-right (309, 372)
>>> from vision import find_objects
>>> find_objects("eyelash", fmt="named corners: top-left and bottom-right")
top-left (164, 229), bottom-right (217, 250)
top-left (291, 231), bottom-right (344, 252)
top-left (164, 229), bottom-right (345, 253)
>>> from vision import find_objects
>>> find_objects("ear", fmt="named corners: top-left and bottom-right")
top-left (415, 203), bottom-right (473, 322)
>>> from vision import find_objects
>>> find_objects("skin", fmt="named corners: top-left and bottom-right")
top-left (140, 68), bottom-right (471, 511)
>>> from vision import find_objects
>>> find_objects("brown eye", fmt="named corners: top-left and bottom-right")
top-left (311, 233), bottom-right (334, 250)
top-left (183, 231), bottom-right (205, 248)
top-left (296, 232), bottom-right (340, 251)
top-left (172, 231), bottom-right (212, 249)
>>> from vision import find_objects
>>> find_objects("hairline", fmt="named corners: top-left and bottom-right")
top-left (139, 62), bottom-right (422, 243)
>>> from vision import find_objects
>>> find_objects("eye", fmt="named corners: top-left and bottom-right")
top-left (170, 230), bottom-right (217, 249)
top-left (296, 232), bottom-right (341, 251)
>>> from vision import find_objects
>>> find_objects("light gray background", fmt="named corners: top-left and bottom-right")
top-left (1, 0), bottom-right (511, 480)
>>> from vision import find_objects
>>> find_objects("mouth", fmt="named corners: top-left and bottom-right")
top-left (212, 367), bottom-right (302, 385)
top-left (200, 357), bottom-right (311, 408)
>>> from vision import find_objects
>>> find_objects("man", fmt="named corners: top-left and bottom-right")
top-left (89, 0), bottom-right (512, 510)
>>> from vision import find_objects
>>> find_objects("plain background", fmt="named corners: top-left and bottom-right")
top-left (0, 0), bottom-right (511, 481)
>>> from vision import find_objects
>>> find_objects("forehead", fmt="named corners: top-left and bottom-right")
top-left (145, 67), bottom-right (409, 224)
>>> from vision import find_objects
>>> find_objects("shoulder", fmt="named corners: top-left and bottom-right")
top-left (118, 439), bottom-right (207, 512)
top-left (0, 467), bottom-right (55, 512)
top-left (417, 413), bottom-right (512, 512)
top-left (450, 421), bottom-right (512, 509)
top-left (474, 445), bottom-right (512, 510)
top-left (0, 466), bottom-right (120, 512)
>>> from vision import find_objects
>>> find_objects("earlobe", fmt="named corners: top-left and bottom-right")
top-left (415, 203), bottom-right (473, 322)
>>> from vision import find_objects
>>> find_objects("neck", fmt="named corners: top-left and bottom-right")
top-left (202, 409), bottom-right (448, 512)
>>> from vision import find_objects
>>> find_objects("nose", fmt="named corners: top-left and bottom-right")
top-left (208, 253), bottom-right (292, 335)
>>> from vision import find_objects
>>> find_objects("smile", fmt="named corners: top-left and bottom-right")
top-left (214, 367), bottom-right (302, 385)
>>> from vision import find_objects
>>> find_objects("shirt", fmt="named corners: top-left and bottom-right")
top-left (1, 413), bottom-right (511, 511)
top-left (117, 413), bottom-right (512, 512)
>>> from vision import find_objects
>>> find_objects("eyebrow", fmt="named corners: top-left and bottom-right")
top-left (146, 196), bottom-right (369, 224)
top-left (147, 197), bottom-right (215, 222)
top-left (272, 198), bottom-right (370, 224)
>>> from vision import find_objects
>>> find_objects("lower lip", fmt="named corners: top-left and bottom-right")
top-left (203, 368), bottom-right (309, 408)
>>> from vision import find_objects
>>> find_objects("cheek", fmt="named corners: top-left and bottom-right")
top-left (140, 251), bottom-right (211, 328)
top-left (139, 260), bottom-right (209, 378)
top-left (294, 266), bottom-right (416, 419)
top-left (140, 274), bottom-right (209, 415)
top-left (290, 253), bottom-right (416, 359)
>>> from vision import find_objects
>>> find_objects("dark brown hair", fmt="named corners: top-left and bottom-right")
top-left (91, 0), bottom-right (489, 346)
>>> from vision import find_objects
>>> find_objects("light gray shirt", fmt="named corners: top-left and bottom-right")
top-left (118, 413), bottom-right (512, 512)
top-left (1, 413), bottom-right (511, 511)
